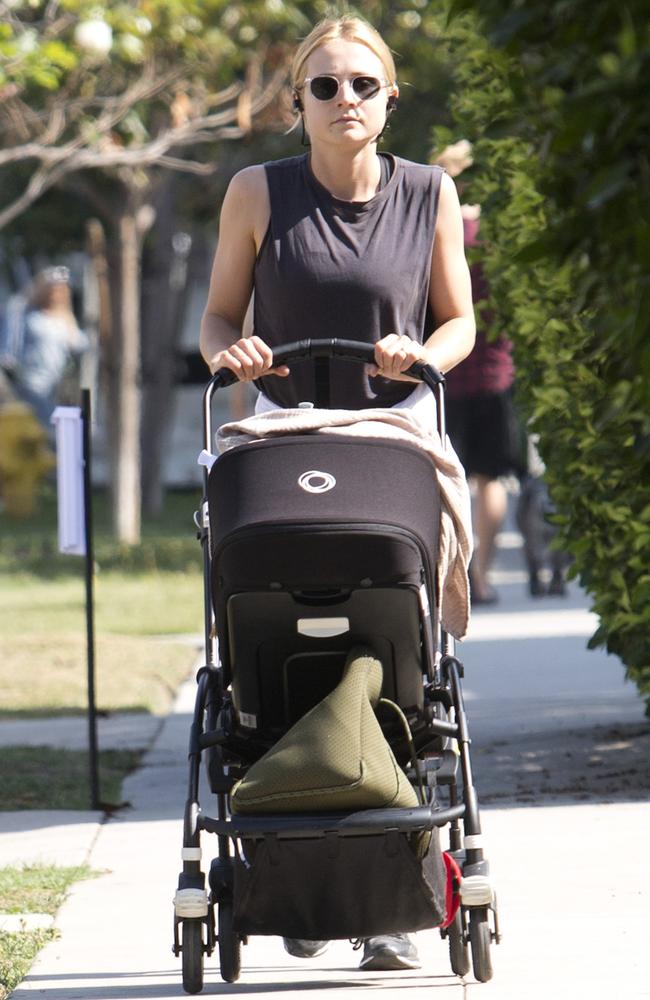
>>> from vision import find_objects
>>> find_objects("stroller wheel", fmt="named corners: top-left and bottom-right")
top-left (181, 919), bottom-right (204, 995)
top-left (469, 907), bottom-right (493, 983)
top-left (447, 908), bottom-right (470, 977)
top-left (218, 901), bottom-right (241, 983)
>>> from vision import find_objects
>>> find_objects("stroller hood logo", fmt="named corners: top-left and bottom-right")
top-left (297, 470), bottom-right (336, 494)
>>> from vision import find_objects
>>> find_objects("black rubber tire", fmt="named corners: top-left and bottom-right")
top-left (469, 908), bottom-right (493, 983)
top-left (448, 909), bottom-right (470, 977)
top-left (182, 919), bottom-right (204, 995)
top-left (218, 901), bottom-right (241, 983)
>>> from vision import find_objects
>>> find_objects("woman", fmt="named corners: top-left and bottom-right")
top-left (200, 15), bottom-right (475, 972)
top-left (200, 15), bottom-right (475, 408)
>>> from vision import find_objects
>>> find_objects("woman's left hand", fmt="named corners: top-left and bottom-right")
top-left (368, 334), bottom-right (429, 382)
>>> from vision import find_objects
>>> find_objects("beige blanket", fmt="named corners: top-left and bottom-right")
top-left (216, 406), bottom-right (472, 639)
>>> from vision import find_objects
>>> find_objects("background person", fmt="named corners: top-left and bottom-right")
top-left (434, 142), bottom-right (523, 605)
top-left (10, 266), bottom-right (87, 429)
top-left (200, 14), bottom-right (476, 971)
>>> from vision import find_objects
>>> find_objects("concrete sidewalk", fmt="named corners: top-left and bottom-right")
top-left (2, 540), bottom-right (649, 998)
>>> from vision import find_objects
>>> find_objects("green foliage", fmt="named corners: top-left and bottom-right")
top-left (440, 0), bottom-right (650, 710)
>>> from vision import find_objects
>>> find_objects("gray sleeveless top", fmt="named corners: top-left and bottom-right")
top-left (254, 153), bottom-right (444, 409)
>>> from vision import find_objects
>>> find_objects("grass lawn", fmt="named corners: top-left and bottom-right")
top-left (0, 574), bottom-right (202, 717)
top-left (0, 863), bottom-right (95, 914)
top-left (0, 747), bottom-right (143, 810)
top-left (0, 929), bottom-right (56, 1000)
top-left (0, 864), bottom-right (93, 999)
top-left (0, 491), bottom-right (203, 992)
top-left (0, 488), bottom-right (204, 717)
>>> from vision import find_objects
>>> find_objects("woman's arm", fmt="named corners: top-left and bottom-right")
top-left (373, 171), bottom-right (475, 380)
top-left (200, 166), bottom-right (288, 379)
top-left (425, 170), bottom-right (476, 372)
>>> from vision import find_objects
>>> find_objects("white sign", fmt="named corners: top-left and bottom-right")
top-left (51, 406), bottom-right (86, 556)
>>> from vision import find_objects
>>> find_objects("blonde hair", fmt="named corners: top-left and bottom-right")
top-left (432, 139), bottom-right (473, 178)
top-left (291, 15), bottom-right (397, 92)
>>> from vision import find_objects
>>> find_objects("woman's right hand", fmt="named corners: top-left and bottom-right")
top-left (209, 335), bottom-right (290, 380)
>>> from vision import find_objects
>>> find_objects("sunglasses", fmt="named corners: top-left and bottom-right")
top-left (302, 75), bottom-right (391, 102)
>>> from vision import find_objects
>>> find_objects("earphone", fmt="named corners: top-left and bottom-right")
top-left (387, 95), bottom-right (398, 113)
top-left (292, 93), bottom-right (303, 113)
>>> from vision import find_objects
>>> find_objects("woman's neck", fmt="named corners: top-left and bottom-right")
top-left (309, 146), bottom-right (382, 202)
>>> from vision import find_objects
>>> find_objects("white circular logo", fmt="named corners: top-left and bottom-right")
top-left (298, 470), bottom-right (336, 494)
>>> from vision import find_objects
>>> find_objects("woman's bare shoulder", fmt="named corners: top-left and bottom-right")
top-left (438, 169), bottom-right (461, 206)
top-left (222, 165), bottom-right (270, 246)
top-left (228, 163), bottom-right (267, 194)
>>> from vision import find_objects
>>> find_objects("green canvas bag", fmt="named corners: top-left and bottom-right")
top-left (230, 646), bottom-right (418, 814)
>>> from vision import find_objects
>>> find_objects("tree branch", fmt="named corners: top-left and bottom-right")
top-left (0, 62), bottom-right (288, 230)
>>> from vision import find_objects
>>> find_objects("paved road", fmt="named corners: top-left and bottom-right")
top-left (4, 529), bottom-right (649, 999)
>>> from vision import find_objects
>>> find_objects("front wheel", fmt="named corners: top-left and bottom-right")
top-left (447, 908), bottom-right (470, 977)
top-left (218, 901), bottom-right (241, 983)
top-left (182, 919), bottom-right (204, 995)
top-left (469, 908), bottom-right (493, 982)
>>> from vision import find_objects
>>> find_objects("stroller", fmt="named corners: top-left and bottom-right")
top-left (172, 340), bottom-right (499, 992)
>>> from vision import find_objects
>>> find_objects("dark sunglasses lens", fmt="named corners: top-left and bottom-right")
top-left (310, 76), bottom-right (339, 101)
top-left (353, 76), bottom-right (381, 99)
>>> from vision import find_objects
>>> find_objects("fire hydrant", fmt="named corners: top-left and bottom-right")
top-left (0, 401), bottom-right (55, 518)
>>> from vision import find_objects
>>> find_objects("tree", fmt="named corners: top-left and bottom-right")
top-left (437, 0), bottom-right (650, 710)
top-left (1, 0), bottom-right (468, 536)
top-left (0, 0), bottom-right (304, 541)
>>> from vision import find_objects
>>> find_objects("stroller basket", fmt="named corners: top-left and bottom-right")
top-left (232, 831), bottom-right (446, 939)
top-left (201, 805), bottom-right (461, 939)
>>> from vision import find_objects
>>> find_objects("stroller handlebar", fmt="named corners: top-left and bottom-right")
top-left (202, 337), bottom-right (449, 478)
top-left (209, 338), bottom-right (445, 393)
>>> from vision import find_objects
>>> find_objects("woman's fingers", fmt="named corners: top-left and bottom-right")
top-left (373, 335), bottom-right (423, 381)
top-left (210, 337), bottom-right (289, 380)
top-left (230, 341), bottom-right (265, 378)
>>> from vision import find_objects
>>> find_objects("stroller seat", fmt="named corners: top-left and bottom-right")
top-left (209, 434), bottom-right (440, 741)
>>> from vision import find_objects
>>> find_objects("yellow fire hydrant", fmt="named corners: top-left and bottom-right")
top-left (0, 401), bottom-right (55, 518)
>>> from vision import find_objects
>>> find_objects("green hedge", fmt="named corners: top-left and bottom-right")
top-left (438, 0), bottom-right (650, 711)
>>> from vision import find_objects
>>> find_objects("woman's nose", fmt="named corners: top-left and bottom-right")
top-left (337, 79), bottom-right (358, 102)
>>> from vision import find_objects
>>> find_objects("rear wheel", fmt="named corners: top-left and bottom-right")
top-left (218, 901), bottom-right (241, 983)
top-left (182, 919), bottom-right (204, 995)
top-left (448, 908), bottom-right (470, 977)
top-left (469, 908), bottom-right (493, 982)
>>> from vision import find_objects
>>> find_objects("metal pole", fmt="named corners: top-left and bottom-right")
top-left (81, 388), bottom-right (100, 810)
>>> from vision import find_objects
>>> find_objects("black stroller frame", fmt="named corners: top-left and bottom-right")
top-left (173, 340), bottom-right (499, 993)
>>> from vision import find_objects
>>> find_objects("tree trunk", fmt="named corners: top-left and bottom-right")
top-left (140, 177), bottom-right (191, 517)
top-left (111, 209), bottom-right (142, 544)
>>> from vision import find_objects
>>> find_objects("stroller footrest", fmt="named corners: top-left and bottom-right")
top-left (174, 888), bottom-right (209, 918)
top-left (460, 874), bottom-right (494, 907)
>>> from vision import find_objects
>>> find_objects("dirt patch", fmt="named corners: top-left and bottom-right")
top-left (471, 722), bottom-right (650, 804)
